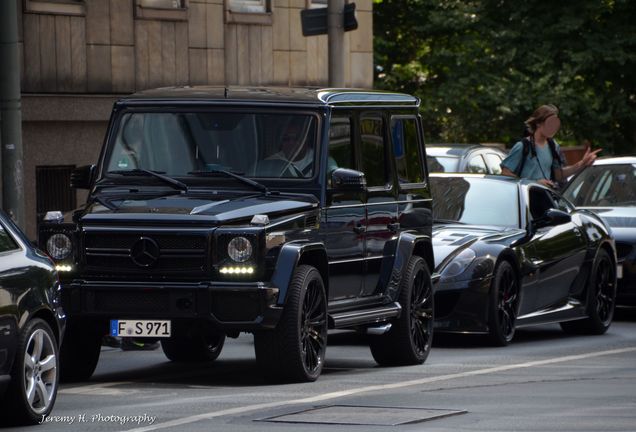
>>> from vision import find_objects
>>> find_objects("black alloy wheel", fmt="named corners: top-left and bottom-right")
top-left (487, 260), bottom-right (519, 346)
top-left (370, 256), bottom-right (434, 365)
top-left (59, 319), bottom-right (103, 382)
top-left (561, 249), bottom-right (616, 335)
top-left (254, 265), bottom-right (327, 382)
top-left (161, 327), bottom-right (225, 362)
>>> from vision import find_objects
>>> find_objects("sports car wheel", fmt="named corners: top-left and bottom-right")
top-left (560, 249), bottom-right (616, 335)
top-left (254, 265), bottom-right (327, 382)
top-left (2, 319), bottom-right (59, 425)
top-left (369, 256), bottom-right (433, 365)
top-left (487, 260), bottom-right (519, 346)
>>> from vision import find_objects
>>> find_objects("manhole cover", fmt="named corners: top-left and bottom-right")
top-left (259, 405), bottom-right (467, 426)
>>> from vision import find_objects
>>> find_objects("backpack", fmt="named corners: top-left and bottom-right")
top-left (514, 137), bottom-right (562, 180)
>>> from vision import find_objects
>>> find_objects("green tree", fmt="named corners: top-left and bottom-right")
top-left (374, 0), bottom-right (636, 154)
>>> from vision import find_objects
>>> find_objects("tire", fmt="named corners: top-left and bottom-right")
top-left (254, 265), bottom-right (327, 382)
top-left (487, 260), bottom-right (520, 346)
top-left (59, 319), bottom-right (102, 382)
top-left (161, 327), bottom-right (225, 362)
top-left (1, 319), bottom-right (59, 425)
top-left (369, 256), bottom-right (433, 366)
top-left (560, 249), bottom-right (616, 335)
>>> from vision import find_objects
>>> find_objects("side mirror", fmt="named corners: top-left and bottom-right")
top-left (533, 208), bottom-right (571, 229)
top-left (331, 168), bottom-right (366, 191)
top-left (70, 165), bottom-right (96, 189)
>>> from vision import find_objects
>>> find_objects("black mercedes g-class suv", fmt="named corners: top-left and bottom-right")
top-left (39, 87), bottom-right (436, 382)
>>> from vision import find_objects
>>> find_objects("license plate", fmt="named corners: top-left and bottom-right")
top-left (617, 264), bottom-right (623, 279)
top-left (110, 320), bottom-right (171, 337)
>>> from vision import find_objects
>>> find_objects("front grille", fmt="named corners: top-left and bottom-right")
top-left (83, 231), bottom-right (209, 276)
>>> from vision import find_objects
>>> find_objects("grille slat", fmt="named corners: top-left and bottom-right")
top-left (83, 231), bottom-right (209, 275)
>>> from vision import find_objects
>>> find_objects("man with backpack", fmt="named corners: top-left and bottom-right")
top-left (500, 104), bottom-right (600, 188)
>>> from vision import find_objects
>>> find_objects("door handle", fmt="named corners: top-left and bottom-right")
top-left (353, 223), bottom-right (365, 234)
top-left (387, 222), bottom-right (400, 232)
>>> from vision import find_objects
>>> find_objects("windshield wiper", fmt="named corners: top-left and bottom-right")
top-left (108, 169), bottom-right (188, 193)
top-left (188, 169), bottom-right (268, 194)
top-left (91, 194), bottom-right (119, 211)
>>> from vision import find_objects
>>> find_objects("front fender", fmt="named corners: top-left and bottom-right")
top-left (387, 231), bottom-right (434, 302)
top-left (270, 241), bottom-right (327, 305)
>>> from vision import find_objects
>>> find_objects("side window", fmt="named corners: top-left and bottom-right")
top-left (467, 155), bottom-right (487, 174)
top-left (529, 187), bottom-right (555, 220)
top-left (327, 115), bottom-right (353, 172)
top-left (550, 191), bottom-right (574, 213)
top-left (0, 224), bottom-right (19, 254)
top-left (484, 153), bottom-right (503, 175)
top-left (391, 116), bottom-right (424, 184)
top-left (359, 115), bottom-right (390, 187)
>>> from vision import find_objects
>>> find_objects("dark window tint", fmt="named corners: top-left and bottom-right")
top-left (466, 155), bottom-right (487, 173)
top-left (360, 116), bottom-right (390, 187)
top-left (0, 225), bottom-right (19, 253)
top-left (328, 115), bottom-right (353, 172)
top-left (392, 117), bottom-right (424, 183)
top-left (563, 164), bottom-right (636, 207)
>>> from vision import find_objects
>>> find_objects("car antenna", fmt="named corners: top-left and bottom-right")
top-left (224, 87), bottom-right (228, 99)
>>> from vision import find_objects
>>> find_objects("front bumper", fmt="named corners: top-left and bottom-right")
top-left (617, 258), bottom-right (636, 305)
top-left (433, 276), bottom-right (492, 334)
top-left (61, 280), bottom-right (282, 330)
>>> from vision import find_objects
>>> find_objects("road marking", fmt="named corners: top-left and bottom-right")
top-left (125, 346), bottom-right (636, 432)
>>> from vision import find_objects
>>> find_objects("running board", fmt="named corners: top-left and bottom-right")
top-left (329, 303), bottom-right (402, 329)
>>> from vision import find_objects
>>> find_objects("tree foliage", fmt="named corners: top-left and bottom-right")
top-left (374, 0), bottom-right (636, 154)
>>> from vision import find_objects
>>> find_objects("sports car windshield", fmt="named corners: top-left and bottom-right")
top-left (430, 177), bottom-right (519, 227)
top-left (105, 111), bottom-right (317, 179)
top-left (563, 164), bottom-right (636, 207)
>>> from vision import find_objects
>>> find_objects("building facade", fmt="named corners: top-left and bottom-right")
top-left (16, 0), bottom-right (373, 238)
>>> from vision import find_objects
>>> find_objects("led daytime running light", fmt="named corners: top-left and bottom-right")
top-left (55, 264), bottom-right (73, 272)
top-left (219, 266), bottom-right (255, 275)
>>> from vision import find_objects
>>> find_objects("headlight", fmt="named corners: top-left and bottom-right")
top-left (46, 233), bottom-right (72, 260)
top-left (227, 236), bottom-right (253, 262)
top-left (441, 248), bottom-right (476, 278)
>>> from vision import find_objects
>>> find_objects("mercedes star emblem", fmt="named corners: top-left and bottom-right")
top-left (130, 237), bottom-right (160, 267)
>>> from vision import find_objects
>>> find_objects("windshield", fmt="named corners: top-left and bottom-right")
top-left (427, 156), bottom-right (459, 173)
top-left (105, 111), bottom-right (318, 180)
top-left (563, 164), bottom-right (636, 207)
top-left (430, 177), bottom-right (519, 227)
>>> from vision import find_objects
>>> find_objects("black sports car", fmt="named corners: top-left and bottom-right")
top-left (562, 157), bottom-right (636, 305)
top-left (0, 211), bottom-right (65, 425)
top-left (430, 173), bottom-right (617, 345)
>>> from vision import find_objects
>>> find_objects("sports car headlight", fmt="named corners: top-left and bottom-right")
top-left (227, 236), bottom-right (253, 262)
top-left (441, 248), bottom-right (476, 278)
top-left (46, 233), bottom-right (72, 260)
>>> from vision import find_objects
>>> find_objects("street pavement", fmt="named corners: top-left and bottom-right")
top-left (8, 308), bottom-right (636, 432)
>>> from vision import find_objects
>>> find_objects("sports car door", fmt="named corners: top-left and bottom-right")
top-left (526, 187), bottom-right (588, 310)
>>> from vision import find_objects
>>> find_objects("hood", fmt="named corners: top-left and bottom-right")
top-left (79, 192), bottom-right (318, 225)
top-left (432, 224), bottom-right (517, 270)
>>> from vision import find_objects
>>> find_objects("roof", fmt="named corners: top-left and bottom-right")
top-left (118, 86), bottom-right (420, 108)
top-left (429, 172), bottom-right (541, 187)
top-left (593, 156), bottom-right (636, 165)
